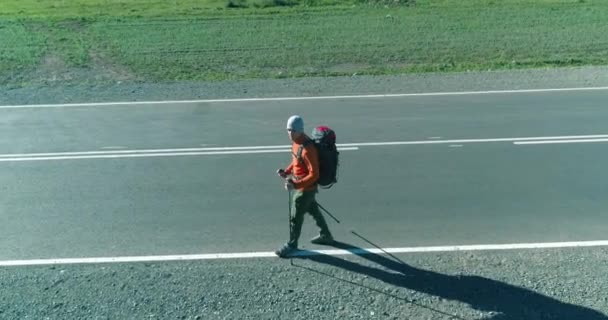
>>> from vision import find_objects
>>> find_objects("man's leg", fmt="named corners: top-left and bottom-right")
top-left (287, 190), bottom-right (307, 248)
top-left (306, 191), bottom-right (334, 244)
top-left (276, 190), bottom-right (307, 258)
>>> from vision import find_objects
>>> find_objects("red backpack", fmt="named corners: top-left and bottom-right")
top-left (296, 126), bottom-right (339, 189)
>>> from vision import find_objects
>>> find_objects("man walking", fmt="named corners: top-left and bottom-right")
top-left (275, 115), bottom-right (334, 258)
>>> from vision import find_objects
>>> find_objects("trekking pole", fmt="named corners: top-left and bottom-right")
top-left (350, 230), bottom-right (407, 265)
top-left (287, 188), bottom-right (292, 233)
top-left (287, 185), bottom-right (295, 265)
top-left (278, 170), bottom-right (292, 237)
top-left (315, 201), bottom-right (340, 224)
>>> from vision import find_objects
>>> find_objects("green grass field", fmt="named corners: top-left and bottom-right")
top-left (1, 0), bottom-right (607, 84)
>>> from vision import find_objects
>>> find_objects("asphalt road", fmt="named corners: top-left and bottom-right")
top-left (1, 88), bottom-right (608, 261)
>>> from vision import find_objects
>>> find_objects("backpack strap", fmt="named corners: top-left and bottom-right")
top-left (295, 139), bottom-right (313, 165)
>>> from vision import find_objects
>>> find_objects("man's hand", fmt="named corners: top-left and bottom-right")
top-left (277, 169), bottom-right (288, 178)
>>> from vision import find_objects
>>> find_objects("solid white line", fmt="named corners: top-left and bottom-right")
top-left (1, 86), bottom-right (608, 109)
top-left (514, 138), bottom-right (608, 145)
top-left (2, 240), bottom-right (608, 267)
top-left (0, 145), bottom-right (292, 158)
top-left (0, 147), bottom-right (359, 162)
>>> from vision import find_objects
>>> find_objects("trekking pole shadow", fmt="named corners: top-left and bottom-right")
top-left (293, 236), bottom-right (608, 320)
top-left (290, 246), bottom-right (467, 320)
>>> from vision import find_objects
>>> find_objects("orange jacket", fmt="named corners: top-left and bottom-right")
top-left (284, 136), bottom-right (319, 191)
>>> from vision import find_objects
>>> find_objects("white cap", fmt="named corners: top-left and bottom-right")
top-left (286, 115), bottom-right (304, 132)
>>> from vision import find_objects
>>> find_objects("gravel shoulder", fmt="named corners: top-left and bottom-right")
top-left (2, 66), bottom-right (608, 106)
top-left (1, 246), bottom-right (607, 319)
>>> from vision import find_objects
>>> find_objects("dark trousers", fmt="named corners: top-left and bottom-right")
top-left (288, 189), bottom-right (332, 248)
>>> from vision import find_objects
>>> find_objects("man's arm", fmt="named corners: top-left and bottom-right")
top-left (284, 163), bottom-right (294, 175)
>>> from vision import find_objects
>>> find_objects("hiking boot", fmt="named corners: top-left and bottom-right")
top-left (275, 243), bottom-right (297, 258)
top-left (310, 234), bottom-right (334, 245)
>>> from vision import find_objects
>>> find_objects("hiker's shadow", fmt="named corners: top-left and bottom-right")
top-left (294, 241), bottom-right (607, 320)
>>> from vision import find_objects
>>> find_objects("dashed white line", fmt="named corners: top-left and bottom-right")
top-left (514, 138), bottom-right (608, 145)
top-left (2, 240), bottom-right (608, 267)
top-left (1, 134), bottom-right (607, 162)
top-left (338, 134), bottom-right (608, 147)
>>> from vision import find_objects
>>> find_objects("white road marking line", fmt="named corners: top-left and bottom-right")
top-left (0, 147), bottom-right (359, 162)
top-left (0, 145), bottom-right (293, 158)
top-left (338, 134), bottom-right (608, 147)
top-left (0, 134), bottom-right (606, 162)
top-left (101, 146), bottom-right (126, 149)
top-left (514, 138), bottom-right (608, 145)
top-left (1, 86), bottom-right (608, 109)
top-left (2, 240), bottom-right (608, 267)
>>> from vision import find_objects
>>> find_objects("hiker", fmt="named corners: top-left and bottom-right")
top-left (275, 115), bottom-right (334, 258)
